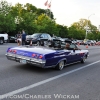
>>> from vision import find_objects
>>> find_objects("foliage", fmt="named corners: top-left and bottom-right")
top-left (0, 0), bottom-right (16, 32)
top-left (0, 0), bottom-right (99, 40)
top-left (34, 14), bottom-right (57, 36)
top-left (19, 12), bottom-right (37, 34)
top-left (68, 25), bottom-right (85, 39)
top-left (0, 0), bottom-right (11, 15)
top-left (56, 24), bottom-right (68, 37)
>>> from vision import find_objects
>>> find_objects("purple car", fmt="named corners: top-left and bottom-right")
top-left (5, 43), bottom-right (89, 70)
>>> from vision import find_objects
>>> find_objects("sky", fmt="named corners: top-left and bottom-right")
top-left (6, 0), bottom-right (100, 28)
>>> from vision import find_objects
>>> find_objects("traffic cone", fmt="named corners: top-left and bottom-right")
top-left (86, 45), bottom-right (88, 48)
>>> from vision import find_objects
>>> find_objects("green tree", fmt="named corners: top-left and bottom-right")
top-left (35, 14), bottom-right (57, 36)
top-left (19, 12), bottom-right (37, 34)
top-left (68, 25), bottom-right (85, 39)
top-left (0, 0), bottom-right (16, 32)
top-left (24, 3), bottom-right (37, 13)
top-left (0, 0), bottom-right (11, 15)
top-left (56, 24), bottom-right (68, 37)
top-left (72, 19), bottom-right (97, 31)
top-left (10, 3), bottom-right (37, 33)
top-left (10, 3), bottom-right (24, 17)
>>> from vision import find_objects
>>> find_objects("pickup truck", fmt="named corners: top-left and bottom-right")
top-left (0, 33), bottom-right (8, 44)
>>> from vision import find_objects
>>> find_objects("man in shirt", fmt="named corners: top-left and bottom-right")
top-left (22, 30), bottom-right (26, 45)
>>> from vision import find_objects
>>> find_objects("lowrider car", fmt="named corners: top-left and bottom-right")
top-left (5, 40), bottom-right (89, 70)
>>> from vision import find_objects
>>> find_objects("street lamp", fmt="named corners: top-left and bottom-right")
top-left (85, 13), bottom-right (95, 39)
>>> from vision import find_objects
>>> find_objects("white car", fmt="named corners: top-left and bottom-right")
top-left (0, 33), bottom-right (8, 44)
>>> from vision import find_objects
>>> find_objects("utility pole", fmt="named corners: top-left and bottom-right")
top-left (85, 13), bottom-right (95, 39)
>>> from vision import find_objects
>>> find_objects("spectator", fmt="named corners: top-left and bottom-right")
top-left (65, 43), bottom-right (70, 50)
top-left (65, 43), bottom-right (80, 50)
top-left (16, 31), bottom-right (21, 38)
top-left (22, 30), bottom-right (26, 45)
top-left (17, 35), bottom-right (21, 46)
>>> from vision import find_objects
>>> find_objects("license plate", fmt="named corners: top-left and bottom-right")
top-left (20, 59), bottom-right (26, 64)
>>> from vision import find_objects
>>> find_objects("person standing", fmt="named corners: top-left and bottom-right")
top-left (17, 35), bottom-right (21, 46)
top-left (22, 30), bottom-right (26, 45)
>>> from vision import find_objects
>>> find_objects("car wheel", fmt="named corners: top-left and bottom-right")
top-left (40, 40), bottom-right (44, 46)
top-left (0, 39), bottom-right (3, 44)
top-left (37, 41), bottom-right (40, 46)
top-left (48, 41), bottom-right (51, 45)
top-left (56, 60), bottom-right (65, 70)
top-left (81, 56), bottom-right (86, 63)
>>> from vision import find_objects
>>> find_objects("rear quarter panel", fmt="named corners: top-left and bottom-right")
top-left (44, 50), bottom-right (71, 67)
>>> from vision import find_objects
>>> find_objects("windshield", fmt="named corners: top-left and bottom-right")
top-left (31, 33), bottom-right (40, 38)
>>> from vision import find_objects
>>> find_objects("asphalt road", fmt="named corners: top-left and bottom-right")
top-left (0, 43), bottom-right (100, 100)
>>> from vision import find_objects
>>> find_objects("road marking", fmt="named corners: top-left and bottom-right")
top-left (0, 60), bottom-right (100, 99)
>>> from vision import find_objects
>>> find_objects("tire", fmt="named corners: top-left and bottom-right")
top-left (47, 41), bottom-right (51, 46)
top-left (56, 60), bottom-right (65, 70)
top-left (81, 56), bottom-right (86, 63)
top-left (0, 39), bottom-right (3, 44)
top-left (44, 41), bottom-right (48, 46)
top-left (37, 41), bottom-right (40, 46)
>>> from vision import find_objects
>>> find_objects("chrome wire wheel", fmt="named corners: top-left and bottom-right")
top-left (58, 60), bottom-right (64, 70)
top-left (37, 41), bottom-right (40, 46)
top-left (81, 56), bottom-right (86, 63)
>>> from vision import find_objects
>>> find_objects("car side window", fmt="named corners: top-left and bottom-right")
top-left (70, 43), bottom-right (78, 49)
top-left (44, 34), bottom-right (48, 39)
top-left (47, 34), bottom-right (51, 40)
top-left (40, 34), bottom-right (45, 38)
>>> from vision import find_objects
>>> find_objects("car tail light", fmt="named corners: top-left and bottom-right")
top-left (38, 55), bottom-right (43, 59)
top-left (8, 49), bottom-right (12, 52)
top-left (32, 54), bottom-right (36, 57)
top-left (80, 53), bottom-right (84, 55)
top-left (8, 49), bottom-right (17, 53)
top-left (13, 50), bottom-right (17, 54)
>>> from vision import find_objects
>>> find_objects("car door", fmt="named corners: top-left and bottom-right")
top-left (69, 43), bottom-right (81, 62)
top-left (43, 34), bottom-right (49, 45)
top-left (40, 34), bottom-right (48, 46)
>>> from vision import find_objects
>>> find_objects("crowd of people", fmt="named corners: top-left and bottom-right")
top-left (16, 30), bottom-right (27, 46)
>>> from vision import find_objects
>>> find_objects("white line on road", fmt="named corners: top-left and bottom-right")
top-left (0, 60), bottom-right (100, 99)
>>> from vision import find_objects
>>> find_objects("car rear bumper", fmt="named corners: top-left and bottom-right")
top-left (5, 53), bottom-right (45, 68)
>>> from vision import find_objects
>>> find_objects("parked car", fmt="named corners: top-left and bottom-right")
top-left (0, 33), bottom-right (8, 44)
top-left (72, 40), bottom-right (77, 44)
top-left (76, 40), bottom-right (84, 45)
top-left (92, 40), bottom-right (96, 45)
top-left (25, 33), bottom-right (51, 45)
top-left (84, 40), bottom-right (94, 46)
top-left (62, 38), bottom-right (71, 42)
top-left (50, 38), bottom-right (72, 48)
top-left (8, 36), bottom-right (17, 43)
top-left (5, 40), bottom-right (89, 70)
top-left (96, 41), bottom-right (100, 45)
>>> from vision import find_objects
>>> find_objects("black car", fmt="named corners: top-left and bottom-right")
top-left (49, 38), bottom-right (72, 49)
top-left (8, 36), bottom-right (17, 43)
top-left (25, 33), bottom-right (52, 45)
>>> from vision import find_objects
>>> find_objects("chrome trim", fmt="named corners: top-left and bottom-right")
top-left (5, 53), bottom-right (46, 65)
top-left (65, 61), bottom-right (81, 66)
top-left (6, 53), bottom-right (15, 57)
top-left (31, 58), bottom-right (46, 64)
